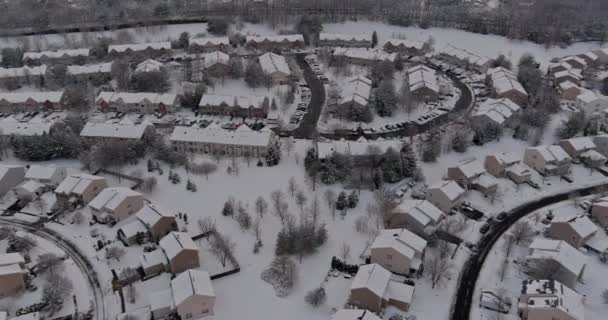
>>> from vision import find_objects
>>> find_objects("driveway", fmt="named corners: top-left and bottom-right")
top-left (291, 53), bottom-right (326, 139)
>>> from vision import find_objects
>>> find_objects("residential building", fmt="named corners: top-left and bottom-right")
top-left (526, 238), bottom-right (586, 287)
top-left (171, 269), bottom-right (215, 319)
top-left (559, 137), bottom-right (600, 160)
top-left (189, 37), bottom-right (231, 53)
top-left (549, 61), bottom-right (573, 75)
top-left (334, 75), bottom-right (372, 118)
top-left (518, 279), bottom-right (584, 320)
top-left (407, 65), bottom-right (439, 102)
top-left (0, 165), bottom-right (25, 197)
top-left (159, 232), bottom-right (200, 274)
top-left (558, 81), bottom-right (582, 101)
top-left (134, 59), bottom-right (163, 73)
top-left (0, 117), bottom-right (53, 137)
top-left (370, 228), bottom-right (427, 275)
top-left (136, 203), bottom-right (178, 242)
top-left (554, 69), bottom-right (583, 86)
top-left (383, 39), bottom-right (426, 56)
top-left (318, 33), bottom-right (371, 48)
top-left (22, 49), bottom-right (89, 65)
top-left (0, 91), bottom-right (65, 113)
top-left (202, 51), bottom-right (230, 78)
top-left (245, 34), bottom-right (305, 51)
top-left (139, 249), bottom-right (167, 278)
top-left (523, 145), bottom-right (572, 176)
top-left (149, 289), bottom-right (175, 319)
top-left (0, 253), bottom-right (26, 298)
top-left (576, 90), bottom-right (608, 114)
top-left (107, 42), bottom-right (172, 57)
top-left (386, 200), bottom-right (445, 235)
top-left (548, 214), bottom-right (598, 248)
top-left (592, 48), bottom-right (608, 64)
top-left (561, 56), bottom-right (587, 70)
top-left (331, 309), bottom-right (381, 320)
top-left (54, 174), bottom-right (108, 208)
top-left (67, 62), bottom-right (112, 82)
top-left (14, 180), bottom-right (44, 199)
top-left (198, 94), bottom-right (269, 118)
top-left (80, 121), bottom-right (154, 143)
top-left (592, 197), bottom-right (608, 227)
top-left (471, 98), bottom-right (521, 128)
top-left (577, 51), bottom-right (599, 65)
top-left (485, 153), bottom-right (532, 184)
top-left (95, 92), bottom-right (179, 113)
top-left (117, 219), bottom-right (148, 246)
top-left (349, 264), bottom-right (415, 312)
top-left (333, 48), bottom-right (398, 65)
top-left (25, 165), bottom-right (67, 186)
top-left (259, 52), bottom-right (291, 84)
top-left (426, 181), bottom-right (466, 213)
top-left (170, 123), bottom-right (274, 158)
top-left (438, 44), bottom-right (493, 73)
top-left (447, 159), bottom-right (498, 195)
top-left (486, 67), bottom-right (528, 107)
top-left (316, 137), bottom-right (402, 162)
top-left (0, 65), bottom-right (47, 88)
top-left (89, 187), bottom-right (145, 223)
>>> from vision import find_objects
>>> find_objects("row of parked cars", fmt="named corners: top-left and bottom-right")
top-left (290, 82), bottom-right (312, 125)
top-left (305, 54), bottom-right (329, 84)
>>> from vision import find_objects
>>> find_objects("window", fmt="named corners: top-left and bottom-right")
top-left (386, 254), bottom-right (393, 260)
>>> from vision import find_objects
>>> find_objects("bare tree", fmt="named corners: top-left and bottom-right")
top-left (198, 217), bottom-right (216, 234)
top-left (209, 233), bottom-right (236, 267)
top-left (511, 221), bottom-right (535, 245)
top-left (126, 283), bottom-right (137, 304)
top-left (270, 190), bottom-right (289, 225)
top-left (426, 254), bottom-right (453, 289)
top-left (252, 217), bottom-right (262, 241)
top-left (284, 139), bottom-right (295, 157)
top-left (340, 242), bottom-right (351, 262)
top-left (141, 177), bottom-right (158, 193)
top-left (36, 253), bottom-right (63, 275)
top-left (523, 259), bottom-right (562, 281)
top-left (255, 196), bottom-right (268, 218)
top-left (42, 274), bottom-right (74, 315)
top-left (196, 162), bottom-right (217, 180)
top-left (304, 287), bottom-right (326, 307)
top-left (372, 188), bottom-right (397, 228)
top-left (105, 246), bottom-right (126, 262)
top-left (323, 189), bottom-right (336, 210)
top-left (71, 211), bottom-right (84, 225)
top-left (437, 240), bottom-right (452, 259)
top-left (295, 190), bottom-right (307, 215)
top-left (288, 177), bottom-right (298, 197)
top-left (602, 289), bottom-right (608, 304)
top-left (307, 196), bottom-right (322, 228)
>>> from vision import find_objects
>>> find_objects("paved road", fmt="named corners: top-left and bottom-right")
top-left (292, 53), bottom-right (326, 139)
top-left (0, 218), bottom-right (106, 320)
top-left (450, 182), bottom-right (608, 320)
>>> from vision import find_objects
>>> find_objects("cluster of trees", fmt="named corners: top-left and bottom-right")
top-left (11, 119), bottom-right (82, 161)
top-left (275, 218), bottom-right (328, 261)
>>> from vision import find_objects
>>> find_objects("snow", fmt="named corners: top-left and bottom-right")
top-left (452, 159), bottom-right (486, 179)
top-left (23, 48), bottom-right (89, 60)
top-left (393, 200), bottom-right (445, 227)
top-left (25, 165), bottom-right (62, 181)
top-left (338, 75), bottom-right (372, 106)
top-left (472, 98), bottom-right (520, 125)
top-left (158, 232), bottom-right (197, 261)
top-left (562, 215), bottom-right (599, 239)
top-left (190, 37), bottom-right (229, 47)
top-left (246, 34), bottom-right (303, 43)
top-left (202, 51), bottom-right (229, 68)
top-left (149, 289), bottom-right (174, 314)
top-left (528, 145), bottom-right (571, 163)
top-left (198, 93), bottom-right (266, 109)
top-left (428, 181), bottom-right (465, 202)
top-left (317, 137), bottom-right (402, 159)
top-left (259, 52), bottom-right (291, 76)
top-left (350, 264), bottom-right (391, 299)
top-left (407, 65), bottom-right (438, 94)
top-left (96, 92), bottom-right (177, 106)
top-left (0, 91), bottom-right (64, 103)
top-left (487, 67), bottom-right (527, 97)
top-left (333, 47), bottom-right (397, 63)
top-left (136, 203), bottom-right (175, 228)
top-left (67, 62), bottom-right (112, 75)
top-left (171, 269), bottom-right (215, 306)
top-left (332, 309), bottom-right (381, 320)
top-left (385, 281), bottom-right (415, 304)
top-left (135, 59), bottom-right (163, 73)
top-left (80, 121), bottom-right (151, 139)
top-left (170, 124), bottom-right (273, 147)
top-left (108, 42), bottom-right (171, 53)
top-left (373, 228), bottom-right (427, 258)
top-left (55, 173), bottom-right (105, 195)
top-left (319, 33), bottom-right (370, 42)
top-left (384, 39), bottom-right (424, 50)
top-left (118, 220), bottom-right (147, 239)
top-left (0, 65), bottom-right (47, 78)
top-left (528, 238), bottom-right (586, 280)
top-left (0, 253), bottom-right (25, 266)
top-left (0, 121), bottom-right (53, 136)
top-left (89, 187), bottom-right (142, 211)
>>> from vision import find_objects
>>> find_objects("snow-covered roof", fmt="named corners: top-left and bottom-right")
top-left (171, 269), bottom-right (215, 306)
top-left (554, 69), bottom-right (583, 81)
top-left (552, 214), bottom-right (598, 239)
top-left (487, 67), bottom-right (527, 97)
top-left (317, 137), bottom-right (401, 159)
top-left (333, 47), bottom-right (397, 62)
top-left (159, 232), bottom-right (198, 261)
top-left (332, 309), bottom-right (381, 320)
top-left (473, 98), bottom-right (521, 125)
top-left (319, 33), bottom-right (370, 42)
top-left (527, 145), bottom-right (571, 163)
top-left (561, 56), bottom-right (587, 68)
top-left (441, 44), bottom-right (491, 67)
top-left (386, 281), bottom-right (415, 305)
top-left (80, 121), bottom-right (151, 140)
top-left (0, 91), bottom-right (64, 103)
top-left (339, 75), bottom-right (372, 106)
top-left (135, 59), bottom-right (163, 73)
top-left (23, 49), bottom-right (89, 60)
top-left (558, 81), bottom-right (579, 91)
top-left (55, 174), bottom-right (106, 196)
top-left (560, 137), bottom-right (596, 153)
top-left (408, 64), bottom-right (438, 93)
top-left (170, 124), bottom-right (273, 147)
top-left (579, 51), bottom-right (598, 62)
top-left (521, 279), bottom-right (584, 320)
top-left (246, 34), bottom-right (304, 43)
top-left (351, 264), bottom-right (391, 298)
top-left (259, 52), bottom-right (290, 76)
top-left (451, 159), bottom-right (486, 179)
top-left (528, 238), bottom-right (586, 277)
top-left (9, 312), bottom-right (38, 320)
top-left (199, 94), bottom-right (266, 109)
top-left (89, 187), bottom-right (142, 212)
top-left (149, 289), bottom-right (174, 313)
top-left (202, 51), bottom-right (230, 68)
top-left (0, 253), bottom-right (25, 266)
top-left (580, 149), bottom-right (606, 162)
top-left (67, 62), bottom-right (112, 75)
top-left (16, 179), bottom-right (44, 194)
top-left (190, 37), bottom-right (230, 47)
top-left (118, 220), bottom-right (147, 239)
top-left (371, 228), bottom-right (427, 261)
top-left (96, 92), bottom-right (177, 106)
top-left (392, 200), bottom-right (444, 227)
top-left (0, 65), bottom-right (47, 79)
top-left (489, 152), bottom-right (520, 166)
top-left (428, 181), bottom-right (465, 201)
top-left (25, 165), bottom-right (63, 181)
top-left (108, 42), bottom-right (171, 53)
top-left (139, 250), bottom-right (167, 271)
top-left (136, 203), bottom-right (175, 228)
top-left (0, 165), bottom-right (24, 181)
top-left (384, 39), bottom-right (424, 50)
top-left (576, 90), bottom-right (607, 104)
top-left (0, 121), bottom-right (53, 136)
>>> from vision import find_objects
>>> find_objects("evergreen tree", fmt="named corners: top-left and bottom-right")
top-left (245, 61), bottom-right (264, 88)
top-left (451, 129), bottom-right (470, 153)
top-left (186, 179), bottom-right (197, 192)
top-left (380, 147), bottom-right (403, 183)
top-left (347, 191), bottom-right (359, 209)
top-left (228, 57), bottom-right (244, 78)
top-left (376, 79), bottom-right (398, 117)
top-left (271, 98), bottom-right (278, 111)
top-left (420, 128), bottom-right (443, 162)
top-left (371, 31), bottom-right (378, 48)
top-left (400, 143), bottom-right (417, 177)
top-left (237, 209), bottom-right (252, 231)
top-left (222, 201), bottom-right (234, 217)
top-left (265, 144), bottom-right (281, 166)
top-left (335, 192), bottom-right (347, 211)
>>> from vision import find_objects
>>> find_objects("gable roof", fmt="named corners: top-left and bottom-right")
top-left (339, 75), bottom-right (372, 106)
top-left (89, 187), bottom-right (142, 212)
top-left (80, 121), bottom-right (151, 140)
top-left (316, 137), bottom-right (401, 159)
top-left (259, 52), bottom-right (290, 75)
top-left (428, 181), bottom-right (465, 201)
top-left (392, 200), bottom-right (444, 227)
top-left (384, 39), bottom-right (424, 50)
top-left (552, 214), bottom-right (598, 239)
top-left (351, 264), bottom-right (391, 298)
top-left (408, 64), bottom-right (438, 93)
top-left (473, 98), bottom-right (521, 125)
top-left (25, 165), bottom-right (63, 181)
top-left (487, 67), bottom-right (527, 97)
top-left (0, 91), bottom-right (64, 103)
top-left (371, 228), bottom-right (427, 260)
top-left (202, 51), bottom-right (230, 68)
top-left (170, 124), bottom-right (273, 147)
top-left (528, 238), bottom-right (586, 277)
top-left (135, 59), bottom-right (163, 73)
top-left (319, 33), bottom-right (370, 42)
top-left (451, 159), bottom-right (486, 179)
top-left (442, 44), bottom-right (492, 67)
top-left (171, 269), bottom-right (214, 306)
top-left (136, 203), bottom-right (175, 227)
top-left (54, 174), bottom-right (105, 195)
top-left (159, 232), bottom-right (198, 261)
top-left (527, 145), bottom-right (571, 163)
top-left (67, 62), bottom-right (112, 75)
top-left (333, 47), bottom-right (397, 62)
top-left (190, 37), bottom-right (230, 47)
top-left (108, 42), bottom-right (171, 53)
top-left (23, 49), bottom-right (89, 60)
top-left (246, 34), bottom-right (304, 43)
top-left (0, 65), bottom-right (47, 79)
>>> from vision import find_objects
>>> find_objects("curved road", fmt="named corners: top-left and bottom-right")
top-left (450, 182), bottom-right (608, 320)
top-left (292, 53), bottom-right (326, 139)
top-left (0, 218), bottom-right (105, 320)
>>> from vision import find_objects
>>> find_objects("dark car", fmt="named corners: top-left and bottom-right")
top-left (480, 223), bottom-right (491, 234)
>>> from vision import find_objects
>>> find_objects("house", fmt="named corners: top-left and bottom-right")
top-left (54, 174), bottom-right (108, 208)
top-left (383, 39), bottom-right (426, 56)
top-left (22, 49), bottom-right (89, 65)
top-left (198, 94), bottom-right (269, 118)
top-left (448, 159), bottom-right (498, 196)
top-left (201, 51), bottom-right (230, 78)
top-left (139, 249), bottom-right (167, 277)
top-left (107, 42), bottom-right (171, 57)
top-left (318, 33), bottom-right (371, 48)
top-left (558, 81), bottom-right (582, 101)
top-left (592, 197), bottom-right (608, 227)
top-left (592, 48), bottom-right (608, 64)
top-left (89, 187), bottom-right (145, 223)
top-left (95, 92), bottom-right (179, 113)
top-left (559, 137), bottom-right (606, 167)
top-left (579, 51), bottom-right (599, 65)
top-left (316, 137), bottom-right (402, 162)
top-left (485, 153), bottom-right (532, 184)
top-left (370, 228), bottom-right (427, 275)
top-left (386, 200), bottom-right (445, 235)
top-left (526, 238), bottom-right (586, 287)
top-left (548, 214), bottom-right (598, 248)
top-left (523, 145), bottom-right (572, 176)
top-left (134, 59), bottom-right (163, 73)
top-left (80, 121), bottom-right (154, 143)
top-left (149, 289), bottom-right (175, 319)
top-left (561, 56), bottom-right (587, 70)
top-left (136, 203), bottom-right (177, 242)
top-left (518, 279), bottom-right (584, 320)
top-left (0, 65), bottom-right (47, 88)
top-left (426, 181), bottom-right (466, 213)
top-left (471, 98), bottom-right (521, 128)
top-left (14, 180), bottom-right (45, 199)
top-left (407, 65), bottom-right (439, 102)
top-left (349, 264), bottom-right (415, 312)
top-left (0, 91), bottom-right (65, 113)
top-left (486, 67), bottom-right (528, 107)
top-left (333, 48), bottom-right (398, 65)
top-left (25, 165), bottom-right (67, 186)
top-left (0, 165), bottom-right (25, 197)
top-left (67, 62), bottom-right (112, 82)
top-left (259, 52), bottom-right (291, 84)
top-left (159, 232), bottom-right (200, 274)
top-left (245, 34), bottom-right (305, 51)
top-left (554, 69), bottom-right (583, 86)
top-left (332, 309), bottom-right (381, 320)
top-left (189, 37), bottom-right (231, 53)
top-left (549, 61), bottom-right (573, 75)
top-left (117, 219), bottom-right (148, 246)
top-left (170, 123), bottom-right (274, 158)
top-left (438, 44), bottom-right (493, 73)
top-left (576, 90), bottom-right (608, 114)
top-left (0, 253), bottom-right (26, 298)
top-left (171, 269), bottom-right (215, 319)
top-left (334, 75), bottom-right (372, 118)
top-left (592, 135), bottom-right (608, 157)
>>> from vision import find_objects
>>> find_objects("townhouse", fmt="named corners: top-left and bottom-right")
top-left (470, 98), bottom-right (521, 128)
top-left (370, 228), bottom-right (427, 275)
top-left (198, 94), bottom-right (269, 118)
top-left (407, 65), bottom-right (439, 102)
top-left (486, 67), bottom-right (528, 107)
top-left (89, 187), bottom-right (145, 223)
top-left (383, 39), bottom-right (426, 56)
top-left (95, 92), bottom-right (179, 114)
top-left (523, 145), bottom-right (572, 176)
top-left (259, 52), bottom-right (291, 84)
top-left (318, 33), bottom-right (371, 48)
top-left (0, 91), bottom-right (65, 113)
top-left (54, 174), bottom-right (108, 208)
